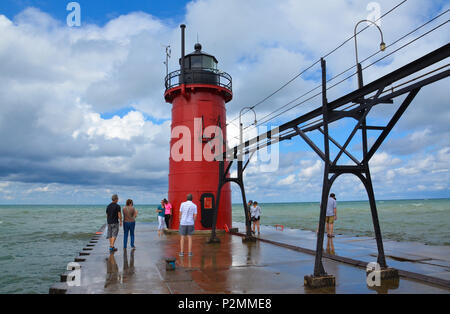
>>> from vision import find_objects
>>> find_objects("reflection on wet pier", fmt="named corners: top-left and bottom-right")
top-left (50, 223), bottom-right (450, 294)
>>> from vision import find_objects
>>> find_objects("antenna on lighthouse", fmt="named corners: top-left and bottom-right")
top-left (163, 44), bottom-right (171, 78)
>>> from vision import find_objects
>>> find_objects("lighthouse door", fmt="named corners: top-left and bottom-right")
top-left (200, 193), bottom-right (215, 228)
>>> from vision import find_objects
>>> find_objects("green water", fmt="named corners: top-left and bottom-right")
top-left (233, 199), bottom-right (450, 245)
top-left (0, 199), bottom-right (448, 293)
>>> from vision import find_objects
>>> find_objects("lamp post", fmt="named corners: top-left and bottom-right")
top-left (239, 107), bottom-right (257, 159)
top-left (238, 107), bottom-right (257, 240)
top-left (354, 19), bottom-right (386, 89)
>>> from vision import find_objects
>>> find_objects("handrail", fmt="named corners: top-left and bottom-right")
top-left (165, 68), bottom-right (232, 92)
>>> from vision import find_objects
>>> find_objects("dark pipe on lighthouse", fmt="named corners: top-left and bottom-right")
top-left (180, 24), bottom-right (186, 86)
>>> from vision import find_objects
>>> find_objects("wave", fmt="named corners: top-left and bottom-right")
top-left (18, 231), bottom-right (96, 241)
top-left (0, 255), bottom-right (14, 261)
top-left (47, 231), bottom-right (95, 240)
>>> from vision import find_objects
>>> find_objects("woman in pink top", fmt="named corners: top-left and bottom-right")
top-left (163, 199), bottom-right (172, 229)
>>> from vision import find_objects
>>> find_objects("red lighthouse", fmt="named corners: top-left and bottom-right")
top-left (164, 25), bottom-right (232, 231)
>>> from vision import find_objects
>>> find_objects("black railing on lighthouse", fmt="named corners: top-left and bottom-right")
top-left (165, 68), bottom-right (232, 91)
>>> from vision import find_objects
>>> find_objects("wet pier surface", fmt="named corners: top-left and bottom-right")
top-left (51, 222), bottom-right (450, 294)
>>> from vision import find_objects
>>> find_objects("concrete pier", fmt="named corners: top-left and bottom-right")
top-left (50, 222), bottom-right (450, 294)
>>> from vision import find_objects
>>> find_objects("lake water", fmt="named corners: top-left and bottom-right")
top-left (0, 198), bottom-right (448, 293)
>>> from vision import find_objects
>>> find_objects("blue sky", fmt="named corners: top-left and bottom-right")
top-left (0, 0), bottom-right (449, 204)
top-left (1, 0), bottom-right (190, 25)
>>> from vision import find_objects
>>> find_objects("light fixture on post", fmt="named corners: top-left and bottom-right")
top-left (354, 19), bottom-right (386, 89)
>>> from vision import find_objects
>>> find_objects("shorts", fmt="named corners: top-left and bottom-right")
top-left (179, 225), bottom-right (195, 236)
top-left (158, 216), bottom-right (165, 230)
top-left (326, 216), bottom-right (335, 224)
top-left (107, 223), bottom-right (119, 239)
top-left (251, 216), bottom-right (260, 222)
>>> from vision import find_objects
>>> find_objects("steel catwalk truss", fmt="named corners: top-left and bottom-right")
top-left (207, 43), bottom-right (450, 279)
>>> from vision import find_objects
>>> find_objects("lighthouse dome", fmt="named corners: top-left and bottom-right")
top-left (181, 43), bottom-right (219, 70)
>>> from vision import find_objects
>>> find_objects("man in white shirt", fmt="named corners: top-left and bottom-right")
top-left (325, 193), bottom-right (337, 238)
top-left (179, 194), bottom-right (197, 257)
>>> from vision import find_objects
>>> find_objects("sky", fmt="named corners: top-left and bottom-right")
top-left (0, 0), bottom-right (449, 204)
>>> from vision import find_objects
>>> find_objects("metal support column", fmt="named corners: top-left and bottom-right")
top-left (208, 160), bottom-right (224, 244)
top-left (313, 58), bottom-right (331, 277)
top-left (238, 160), bottom-right (255, 242)
top-left (209, 158), bottom-right (255, 243)
top-left (357, 170), bottom-right (387, 268)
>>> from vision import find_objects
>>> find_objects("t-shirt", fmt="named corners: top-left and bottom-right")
top-left (326, 197), bottom-right (337, 217)
top-left (164, 203), bottom-right (172, 215)
top-left (250, 205), bottom-right (261, 219)
top-left (179, 201), bottom-right (197, 226)
top-left (106, 202), bottom-right (121, 224)
top-left (122, 206), bottom-right (136, 223)
top-left (157, 205), bottom-right (165, 217)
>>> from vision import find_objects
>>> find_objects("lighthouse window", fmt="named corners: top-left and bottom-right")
top-left (202, 56), bottom-right (216, 70)
top-left (183, 57), bottom-right (190, 68)
top-left (190, 56), bottom-right (202, 68)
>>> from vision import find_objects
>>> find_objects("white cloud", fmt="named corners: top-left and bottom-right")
top-left (277, 174), bottom-right (296, 186)
top-left (24, 184), bottom-right (57, 194)
top-left (370, 152), bottom-right (402, 174)
top-left (75, 111), bottom-right (146, 141)
top-left (0, 0), bottom-right (449, 203)
top-left (299, 160), bottom-right (323, 180)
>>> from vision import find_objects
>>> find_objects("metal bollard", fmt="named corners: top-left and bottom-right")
top-left (165, 257), bottom-right (176, 271)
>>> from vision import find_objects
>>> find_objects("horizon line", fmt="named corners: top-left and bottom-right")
top-left (0, 197), bottom-right (448, 206)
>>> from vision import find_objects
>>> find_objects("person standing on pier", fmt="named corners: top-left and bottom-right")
top-left (179, 194), bottom-right (197, 257)
top-left (247, 200), bottom-right (253, 216)
top-left (247, 200), bottom-right (253, 228)
top-left (123, 199), bottom-right (138, 249)
top-left (156, 200), bottom-right (166, 237)
top-left (163, 198), bottom-right (172, 229)
top-left (250, 201), bottom-right (262, 235)
top-left (106, 194), bottom-right (122, 253)
top-left (325, 193), bottom-right (337, 238)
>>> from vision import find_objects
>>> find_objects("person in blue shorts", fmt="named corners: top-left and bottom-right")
top-left (178, 194), bottom-right (197, 257)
